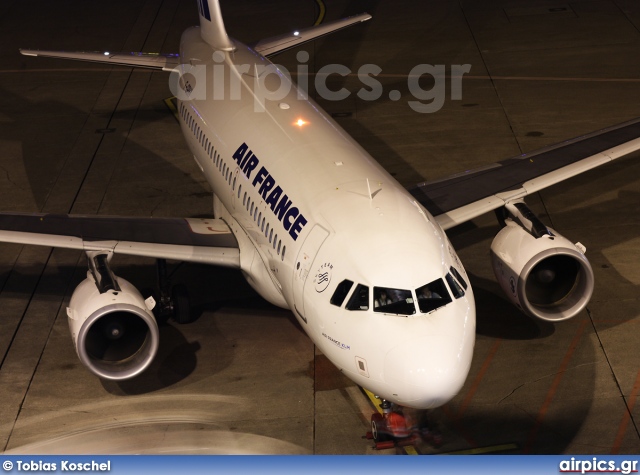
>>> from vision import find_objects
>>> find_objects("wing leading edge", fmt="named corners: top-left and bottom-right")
top-left (0, 214), bottom-right (240, 267)
top-left (408, 118), bottom-right (640, 230)
top-left (19, 49), bottom-right (180, 71)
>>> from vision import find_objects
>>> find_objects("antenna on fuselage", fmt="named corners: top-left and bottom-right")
top-left (366, 178), bottom-right (383, 200)
top-left (196, 0), bottom-right (236, 52)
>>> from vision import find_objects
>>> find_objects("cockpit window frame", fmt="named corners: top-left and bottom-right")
top-left (416, 278), bottom-right (453, 313)
top-left (346, 283), bottom-right (370, 311)
top-left (330, 279), bottom-right (354, 307)
top-left (445, 272), bottom-right (465, 299)
top-left (450, 266), bottom-right (468, 290)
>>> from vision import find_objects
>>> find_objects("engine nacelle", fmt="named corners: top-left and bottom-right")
top-left (67, 273), bottom-right (159, 380)
top-left (491, 220), bottom-right (594, 322)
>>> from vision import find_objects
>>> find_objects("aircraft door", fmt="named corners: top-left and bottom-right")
top-left (292, 224), bottom-right (329, 322)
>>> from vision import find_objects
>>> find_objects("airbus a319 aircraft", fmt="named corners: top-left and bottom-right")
top-left (3, 0), bottom-right (640, 410)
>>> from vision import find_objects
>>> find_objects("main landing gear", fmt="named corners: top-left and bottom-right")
top-left (366, 399), bottom-right (442, 451)
top-left (151, 259), bottom-right (194, 324)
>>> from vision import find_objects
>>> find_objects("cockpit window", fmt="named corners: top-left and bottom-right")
top-left (445, 272), bottom-right (465, 299)
top-left (373, 287), bottom-right (415, 315)
top-left (330, 279), bottom-right (354, 307)
top-left (416, 279), bottom-right (452, 313)
top-left (346, 284), bottom-right (369, 311)
top-left (450, 266), bottom-right (468, 290)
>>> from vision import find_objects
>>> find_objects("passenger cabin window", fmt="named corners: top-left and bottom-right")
top-left (346, 284), bottom-right (369, 311)
top-left (445, 272), bottom-right (465, 299)
top-left (373, 287), bottom-right (415, 315)
top-left (330, 280), bottom-right (354, 307)
top-left (450, 266), bottom-right (468, 290)
top-left (416, 279), bottom-right (452, 313)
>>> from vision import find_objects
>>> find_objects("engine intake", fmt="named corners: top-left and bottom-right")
top-left (491, 220), bottom-right (594, 322)
top-left (68, 274), bottom-right (159, 380)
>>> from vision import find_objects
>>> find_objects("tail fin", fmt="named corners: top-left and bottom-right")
top-left (197, 0), bottom-right (235, 51)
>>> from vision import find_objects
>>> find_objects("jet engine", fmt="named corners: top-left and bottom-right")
top-left (67, 253), bottom-right (159, 380)
top-left (490, 202), bottom-right (594, 322)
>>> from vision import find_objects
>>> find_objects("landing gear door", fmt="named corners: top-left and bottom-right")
top-left (293, 224), bottom-right (329, 322)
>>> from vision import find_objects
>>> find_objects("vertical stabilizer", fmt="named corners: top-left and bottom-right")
top-left (196, 0), bottom-right (235, 51)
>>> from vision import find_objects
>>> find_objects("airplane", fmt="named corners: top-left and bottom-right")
top-left (3, 0), bottom-right (639, 412)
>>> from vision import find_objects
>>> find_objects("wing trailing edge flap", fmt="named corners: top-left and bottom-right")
top-left (0, 214), bottom-right (240, 268)
top-left (253, 13), bottom-right (372, 57)
top-left (19, 49), bottom-right (180, 71)
top-left (407, 118), bottom-right (640, 230)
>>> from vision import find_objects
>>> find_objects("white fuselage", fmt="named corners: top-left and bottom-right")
top-left (176, 27), bottom-right (475, 409)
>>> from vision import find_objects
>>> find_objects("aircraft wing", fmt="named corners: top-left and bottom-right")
top-left (252, 13), bottom-right (372, 57)
top-left (0, 213), bottom-right (240, 267)
top-left (408, 118), bottom-right (640, 230)
top-left (19, 49), bottom-right (180, 71)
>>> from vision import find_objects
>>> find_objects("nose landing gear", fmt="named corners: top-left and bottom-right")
top-left (366, 399), bottom-right (443, 451)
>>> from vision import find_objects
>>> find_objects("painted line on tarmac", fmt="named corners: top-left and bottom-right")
top-left (612, 369), bottom-right (640, 454)
top-left (440, 443), bottom-right (519, 455)
top-left (457, 339), bottom-right (502, 419)
top-left (524, 318), bottom-right (588, 453)
top-left (164, 96), bottom-right (179, 121)
top-left (403, 445), bottom-right (419, 455)
top-left (363, 388), bottom-right (382, 414)
top-left (442, 404), bottom-right (476, 447)
top-left (440, 339), bottom-right (502, 451)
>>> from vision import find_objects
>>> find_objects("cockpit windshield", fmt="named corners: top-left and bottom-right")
top-left (416, 279), bottom-right (452, 313)
top-left (330, 274), bottom-right (463, 316)
top-left (373, 287), bottom-right (415, 315)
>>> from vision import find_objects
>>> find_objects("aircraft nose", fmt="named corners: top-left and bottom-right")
top-left (383, 334), bottom-right (472, 409)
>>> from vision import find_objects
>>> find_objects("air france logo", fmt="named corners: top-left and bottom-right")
top-left (233, 142), bottom-right (308, 241)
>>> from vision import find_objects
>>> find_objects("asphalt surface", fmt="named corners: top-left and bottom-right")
top-left (0, 0), bottom-right (638, 454)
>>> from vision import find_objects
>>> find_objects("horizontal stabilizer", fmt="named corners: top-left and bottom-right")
top-left (19, 49), bottom-right (179, 71)
top-left (253, 13), bottom-right (372, 57)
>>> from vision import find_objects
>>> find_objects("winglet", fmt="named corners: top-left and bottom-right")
top-left (197, 0), bottom-right (235, 51)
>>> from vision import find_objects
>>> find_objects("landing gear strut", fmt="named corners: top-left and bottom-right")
top-left (367, 399), bottom-right (443, 450)
top-left (153, 259), bottom-right (193, 324)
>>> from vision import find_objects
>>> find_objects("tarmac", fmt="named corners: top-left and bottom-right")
top-left (0, 0), bottom-right (638, 455)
